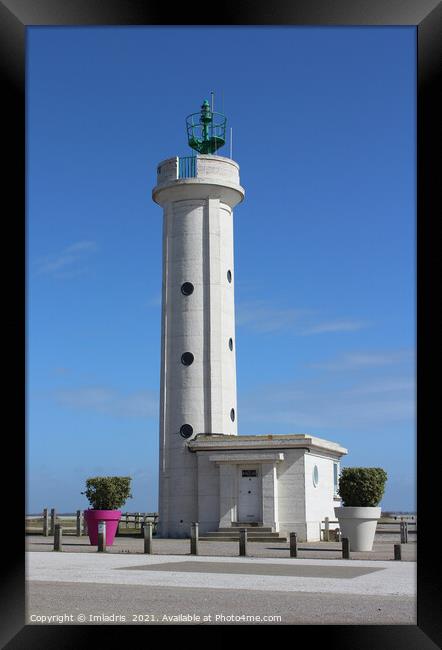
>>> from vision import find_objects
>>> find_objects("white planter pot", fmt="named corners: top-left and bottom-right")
top-left (334, 506), bottom-right (381, 552)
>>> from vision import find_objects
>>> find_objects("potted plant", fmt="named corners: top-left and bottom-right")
top-left (82, 476), bottom-right (132, 546)
top-left (335, 467), bottom-right (387, 552)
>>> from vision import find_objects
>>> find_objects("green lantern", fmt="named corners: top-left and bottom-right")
top-left (186, 99), bottom-right (226, 155)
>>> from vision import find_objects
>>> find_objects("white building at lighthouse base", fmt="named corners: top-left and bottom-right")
top-left (186, 433), bottom-right (347, 541)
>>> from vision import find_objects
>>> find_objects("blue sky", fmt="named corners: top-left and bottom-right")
top-left (27, 26), bottom-right (415, 513)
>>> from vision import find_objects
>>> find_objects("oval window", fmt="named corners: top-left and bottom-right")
top-left (229, 338), bottom-right (233, 351)
top-left (313, 465), bottom-right (319, 487)
top-left (180, 424), bottom-right (193, 439)
top-left (181, 352), bottom-right (194, 366)
top-left (181, 282), bottom-right (194, 296)
top-left (230, 408), bottom-right (235, 422)
top-left (227, 270), bottom-right (232, 283)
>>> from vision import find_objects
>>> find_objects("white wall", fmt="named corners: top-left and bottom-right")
top-left (304, 453), bottom-right (339, 541)
top-left (219, 204), bottom-right (237, 435)
top-left (196, 452), bottom-right (220, 534)
top-left (277, 449), bottom-right (307, 540)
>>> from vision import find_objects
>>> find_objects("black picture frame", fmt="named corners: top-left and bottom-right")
top-left (1, 0), bottom-right (440, 646)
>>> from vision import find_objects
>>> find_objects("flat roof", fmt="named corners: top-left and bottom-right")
top-left (188, 433), bottom-right (348, 456)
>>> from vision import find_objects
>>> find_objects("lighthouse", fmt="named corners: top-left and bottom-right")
top-left (152, 99), bottom-right (245, 537)
top-left (152, 99), bottom-right (347, 541)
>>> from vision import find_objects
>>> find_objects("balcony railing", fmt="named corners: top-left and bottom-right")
top-left (178, 156), bottom-right (197, 179)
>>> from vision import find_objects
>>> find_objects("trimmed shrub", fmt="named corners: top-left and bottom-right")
top-left (338, 467), bottom-right (387, 507)
top-left (82, 476), bottom-right (133, 510)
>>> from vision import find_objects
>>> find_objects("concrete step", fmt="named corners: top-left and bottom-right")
top-left (204, 531), bottom-right (281, 538)
top-left (199, 537), bottom-right (240, 541)
top-left (218, 526), bottom-right (274, 533)
top-left (200, 524), bottom-right (287, 543)
top-left (231, 522), bottom-right (265, 527)
top-left (199, 535), bottom-right (287, 543)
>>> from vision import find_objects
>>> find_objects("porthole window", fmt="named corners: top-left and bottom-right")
top-left (313, 465), bottom-right (319, 487)
top-left (181, 352), bottom-right (194, 366)
top-left (230, 408), bottom-right (235, 422)
top-left (180, 424), bottom-right (193, 439)
top-left (229, 338), bottom-right (233, 351)
top-left (227, 269), bottom-right (232, 283)
top-left (181, 282), bottom-right (194, 296)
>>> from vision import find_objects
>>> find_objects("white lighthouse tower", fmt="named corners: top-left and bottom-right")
top-left (152, 99), bottom-right (348, 541)
top-left (152, 99), bottom-right (245, 537)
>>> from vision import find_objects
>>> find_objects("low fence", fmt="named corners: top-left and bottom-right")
top-left (26, 512), bottom-right (416, 545)
top-left (320, 517), bottom-right (417, 542)
top-left (320, 518), bottom-right (341, 542)
top-left (25, 509), bottom-right (159, 536)
top-left (118, 512), bottom-right (159, 532)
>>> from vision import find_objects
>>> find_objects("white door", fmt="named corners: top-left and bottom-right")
top-left (238, 468), bottom-right (261, 522)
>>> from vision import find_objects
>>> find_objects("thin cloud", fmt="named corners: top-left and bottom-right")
top-left (236, 301), bottom-right (311, 333)
top-left (236, 300), bottom-right (367, 336)
top-left (53, 367), bottom-right (71, 376)
top-left (55, 386), bottom-right (158, 419)
top-left (147, 293), bottom-right (162, 307)
top-left (65, 241), bottom-right (97, 253)
top-left (343, 379), bottom-right (415, 395)
top-left (36, 240), bottom-right (98, 277)
top-left (301, 320), bottom-right (369, 335)
top-left (311, 350), bottom-right (413, 371)
top-left (238, 374), bottom-right (415, 435)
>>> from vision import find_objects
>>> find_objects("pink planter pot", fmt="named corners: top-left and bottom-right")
top-left (84, 509), bottom-right (122, 546)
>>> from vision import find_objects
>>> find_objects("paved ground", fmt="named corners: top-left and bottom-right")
top-left (25, 534), bottom-right (417, 561)
top-left (27, 581), bottom-right (416, 625)
top-left (26, 549), bottom-right (416, 625)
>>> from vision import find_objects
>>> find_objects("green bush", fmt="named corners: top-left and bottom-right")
top-left (338, 467), bottom-right (387, 507)
top-left (82, 476), bottom-right (133, 510)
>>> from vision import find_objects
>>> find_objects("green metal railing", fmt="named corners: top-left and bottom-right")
top-left (178, 156), bottom-right (197, 179)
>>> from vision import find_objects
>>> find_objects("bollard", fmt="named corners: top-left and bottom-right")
top-left (53, 524), bottom-right (63, 551)
top-left (324, 517), bottom-right (330, 542)
top-left (342, 537), bottom-right (350, 559)
top-left (76, 510), bottom-right (82, 537)
top-left (97, 520), bottom-right (106, 552)
top-left (42, 508), bottom-right (49, 537)
top-left (143, 522), bottom-right (153, 554)
top-left (190, 522), bottom-right (199, 556)
top-left (289, 532), bottom-right (298, 558)
top-left (239, 528), bottom-right (247, 557)
top-left (50, 508), bottom-right (56, 536)
top-left (394, 544), bottom-right (402, 560)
